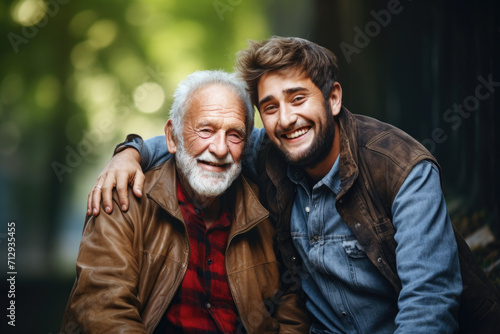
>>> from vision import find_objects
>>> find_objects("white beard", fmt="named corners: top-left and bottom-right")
top-left (175, 142), bottom-right (241, 198)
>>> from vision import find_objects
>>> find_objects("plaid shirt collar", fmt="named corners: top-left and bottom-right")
top-left (164, 181), bottom-right (239, 333)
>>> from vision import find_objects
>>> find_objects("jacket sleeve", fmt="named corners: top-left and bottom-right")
top-left (61, 196), bottom-right (146, 334)
top-left (115, 134), bottom-right (171, 172)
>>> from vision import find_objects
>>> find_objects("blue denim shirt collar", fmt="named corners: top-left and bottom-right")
top-left (287, 156), bottom-right (342, 196)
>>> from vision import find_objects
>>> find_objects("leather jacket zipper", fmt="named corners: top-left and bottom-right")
top-left (225, 214), bottom-right (269, 332)
top-left (148, 219), bottom-right (190, 332)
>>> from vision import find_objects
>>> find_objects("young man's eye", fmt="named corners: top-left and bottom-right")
top-left (263, 104), bottom-right (277, 113)
top-left (292, 95), bottom-right (305, 103)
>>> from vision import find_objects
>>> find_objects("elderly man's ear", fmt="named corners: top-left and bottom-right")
top-left (165, 120), bottom-right (177, 154)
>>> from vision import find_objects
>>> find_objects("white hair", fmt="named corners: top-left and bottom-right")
top-left (169, 70), bottom-right (254, 145)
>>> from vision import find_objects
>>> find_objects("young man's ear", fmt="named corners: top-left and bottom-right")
top-left (165, 119), bottom-right (177, 154)
top-left (329, 82), bottom-right (343, 117)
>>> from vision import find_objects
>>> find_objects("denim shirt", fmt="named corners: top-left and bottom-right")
top-left (288, 157), bottom-right (397, 333)
top-left (288, 155), bottom-right (460, 333)
top-left (133, 128), bottom-right (461, 333)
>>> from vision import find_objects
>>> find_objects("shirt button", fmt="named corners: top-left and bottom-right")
top-left (208, 259), bottom-right (213, 265)
top-left (206, 303), bottom-right (211, 309)
top-left (305, 206), bottom-right (310, 213)
top-left (341, 311), bottom-right (347, 317)
top-left (377, 257), bottom-right (383, 263)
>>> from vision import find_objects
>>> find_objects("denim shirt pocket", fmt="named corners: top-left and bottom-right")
top-left (342, 239), bottom-right (367, 259)
top-left (339, 236), bottom-right (394, 294)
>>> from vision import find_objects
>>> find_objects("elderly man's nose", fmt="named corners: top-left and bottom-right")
top-left (208, 132), bottom-right (229, 157)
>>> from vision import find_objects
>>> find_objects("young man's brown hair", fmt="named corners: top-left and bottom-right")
top-left (236, 36), bottom-right (339, 107)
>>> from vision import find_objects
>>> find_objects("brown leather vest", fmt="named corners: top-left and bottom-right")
top-left (256, 107), bottom-right (500, 333)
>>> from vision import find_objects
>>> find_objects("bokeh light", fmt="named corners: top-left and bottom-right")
top-left (87, 19), bottom-right (118, 49)
top-left (133, 82), bottom-right (165, 113)
top-left (11, 0), bottom-right (46, 26)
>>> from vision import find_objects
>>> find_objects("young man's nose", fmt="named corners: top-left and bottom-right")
top-left (278, 105), bottom-right (298, 129)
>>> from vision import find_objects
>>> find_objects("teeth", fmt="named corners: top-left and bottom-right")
top-left (285, 128), bottom-right (309, 139)
top-left (200, 160), bottom-right (228, 167)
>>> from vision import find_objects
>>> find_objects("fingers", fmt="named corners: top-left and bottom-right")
top-left (87, 147), bottom-right (143, 216)
top-left (115, 173), bottom-right (130, 212)
top-left (114, 169), bottom-right (146, 212)
top-left (101, 176), bottom-right (116, 215)
top-left (87, 187), bottom-right (94, 216)
top-left (132, 171), bottom-right (145, 198)
top-left (89, 183), bottom-right (104, 216)
top-left (89, 172), bottom-right (117, 216)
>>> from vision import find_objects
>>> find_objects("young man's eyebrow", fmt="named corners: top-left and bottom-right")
top-left (258, 87), bottom-right (309, 108)
top-left (283, 86), bottom-right (309, 95)
top-left (258, 95), bottom-right (274, 108)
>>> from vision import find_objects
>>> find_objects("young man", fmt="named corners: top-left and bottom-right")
top-left (62, 70), bottom-right (309, 333)
top-left (88, 37), bottom-right (500, 333)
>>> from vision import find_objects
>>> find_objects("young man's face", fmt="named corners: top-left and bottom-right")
top-left (257, 69), bottom-right (340, 169)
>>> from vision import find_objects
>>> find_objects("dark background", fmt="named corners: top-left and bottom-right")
top-left (0, 0), bottom-right (499, 332)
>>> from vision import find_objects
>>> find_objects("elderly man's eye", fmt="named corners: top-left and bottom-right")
top-left (228, 132), bottom-right (243, 144)
top-left (198, 129), bottom-right (213, 138)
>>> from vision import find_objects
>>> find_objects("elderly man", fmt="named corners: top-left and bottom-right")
top-left (61, 70), bottom-right (309, 333)
top-left (88, 37), bottom-right (500, 333)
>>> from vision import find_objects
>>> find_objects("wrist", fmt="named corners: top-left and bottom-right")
top-left (116, 147), bottom-right (141, 165)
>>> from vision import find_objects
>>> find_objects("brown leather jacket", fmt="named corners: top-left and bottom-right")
top-left (256, 107), bottom-right (500, 333)
top-left (61, 158), bottom-right (309, 334)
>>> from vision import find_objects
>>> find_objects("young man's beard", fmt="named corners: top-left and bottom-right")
top-left (281, 101), bottom-right (336, 170)
top-left (174, 139), bottom-right (242, 199)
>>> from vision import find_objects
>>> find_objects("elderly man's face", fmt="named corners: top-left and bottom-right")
top-left (168, 84), bottom-right (247, 198)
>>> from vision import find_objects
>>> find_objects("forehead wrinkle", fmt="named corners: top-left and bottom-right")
top-left (197, 103), bottom-right (244, 113)
top-left (187, 83), bottom-right (248, 135)
top-left (193, 87), bottom-right (246, 112)
top-left (195, 116), bottom-right (246, 134)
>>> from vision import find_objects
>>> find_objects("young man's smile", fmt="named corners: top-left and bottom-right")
top-left (257, 69), bottom-right (342, 178)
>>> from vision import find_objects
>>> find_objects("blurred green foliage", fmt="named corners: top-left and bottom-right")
top-left (0, 2), bottom-right (271, 330)
top-left (0, 0), bottom-right (270, 280)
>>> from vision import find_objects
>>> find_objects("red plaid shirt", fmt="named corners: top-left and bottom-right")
top-left (164, 182), bottom-right (239, 333)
